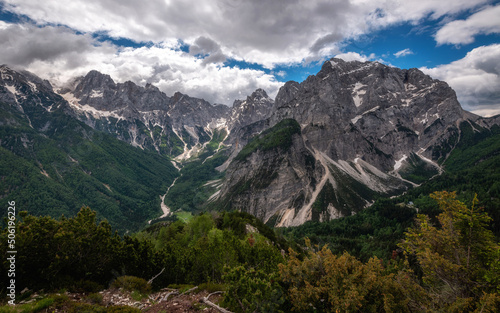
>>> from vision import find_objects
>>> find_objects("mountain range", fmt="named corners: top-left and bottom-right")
top-left (1, 59), bottom-right (499, 231)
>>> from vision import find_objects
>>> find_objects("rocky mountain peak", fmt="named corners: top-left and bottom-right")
top-left (273, 58), bottom-right (464, 136)
top-left (228, 88), bottom-right (274, 131)
top-left (171, 91), bottom-right (185, 103)
top-left (1, 66), bottom-right (61, 113)
top-left (72, 70), bottom-right (116, 96)
top-left (145, 82), bottom-right (160, 91)
top-left (216, 58), bottom-right (483, 227)
top-left (83, 70), bottom-right (115, 87)
top-left (248, 88), bottom-right (270, 101)
top-left (1, 65), bottom-right (53, 92)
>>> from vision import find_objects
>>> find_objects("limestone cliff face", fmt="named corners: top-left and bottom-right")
top-left (271, 59), bottom-right (470, 169)
top-left (216, 119), bottom-right (322, 223)
top-left (215, 59), bottom-right (484, 226)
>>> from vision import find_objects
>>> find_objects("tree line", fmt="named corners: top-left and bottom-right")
top-left (1, 192), bottom-right (499, 312)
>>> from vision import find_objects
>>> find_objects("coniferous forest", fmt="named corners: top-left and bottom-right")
top-left (1, 191), bottom-right (499, 312)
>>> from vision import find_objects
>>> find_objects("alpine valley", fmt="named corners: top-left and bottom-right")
top-left (1, 58), bottom-right (500, 232)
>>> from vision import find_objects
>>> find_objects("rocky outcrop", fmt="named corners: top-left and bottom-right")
top-left (226, 88), bottom-right (274, 140)
top-left (0, 65), bottom-right (72, 129)
top-left (216, 119), bottom-right (322, 223)
top-left (271, 59), bottom-right (470, 168)
top-left (214, 58), bottom-right (487, 226)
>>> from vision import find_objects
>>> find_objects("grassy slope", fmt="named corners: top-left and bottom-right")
top-left (234, 118), bottom-right (301, 162)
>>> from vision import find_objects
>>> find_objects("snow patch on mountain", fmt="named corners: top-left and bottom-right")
top-left (351, 82), bottom-right (366, 107)
top-left (4, 84), bottom-right (19, 99)
top-left (61, 92), bottom-right (126, 120)
top-left (90, 89), bottom-right (103, 98)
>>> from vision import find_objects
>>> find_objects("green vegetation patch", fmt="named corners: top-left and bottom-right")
top-left (235, 118), bottom-right (301, 162)
top-left (111, 276), bottom-right (151, 294)
top-left (205, 128), bottom-right (227, 153)
top-left (164, 150), bottom-right (228, 213)
top-left (399, 153), bottom-right (439, 184)
top-left (281, 198), bottom-right (416, 261)
top-left (444, 121), bottom-right (500, 172)
top-left (174, 210), bottom-right (193, 222)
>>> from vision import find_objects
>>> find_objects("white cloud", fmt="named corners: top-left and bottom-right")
top-left (394, 48), bottom-right (413, 58)
top-left (0, 0), bottom-right (496, 107)
top-left (1, 0), bottom-right (491, 68)
top-left (363, 0), bottom-right (489, 25)
top-left (334, 52), bottom-right (376, 62)
top-left (435, 4), bottom-right (500, 45)
top-left (421, 44), bottom-right (500, 116)
top-left (0, 22), bottom-right (282, 105)
top-left (469, 106), bottom-right (500, 117)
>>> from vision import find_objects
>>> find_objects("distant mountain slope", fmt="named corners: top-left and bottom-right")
top-left (57, 71), bottom-right (275, 163)
top-left (2, 60), bottom-right (499, 231)
top-left (0, 65), bottom-right (178, 233)
top-left (213, 58), bottom-right (499, 226)
top-left (58, 70), bottom-right (217, 158)
top-left (402, 119), bottom-right (500, 225)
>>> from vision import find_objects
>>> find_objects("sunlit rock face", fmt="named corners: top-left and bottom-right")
top-left (215, 59), bottom-right (484, 226)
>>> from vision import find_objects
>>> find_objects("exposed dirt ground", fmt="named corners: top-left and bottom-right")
top-left (18, 287), bottom-right (228, 312)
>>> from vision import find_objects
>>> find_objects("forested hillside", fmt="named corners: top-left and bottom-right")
top-left (1, 191), bottom-right (499, 312)
top-left (0, 99), bottom-right (178, 233)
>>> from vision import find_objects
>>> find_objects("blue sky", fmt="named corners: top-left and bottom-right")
top-left (1, 0), bottom-right (499, 116)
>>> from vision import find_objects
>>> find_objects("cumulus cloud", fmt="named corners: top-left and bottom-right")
top-left (0, 0), bottom-right (496, 108)
top-left (189, 36), bottom-right (227, 66)
top-left (0, 23), bottom-right (282, 105)
top-left (435, 5), bottom-right (500, 45)
top-left (1, 0), bottom-right (491, 67)
top-left (421, 44), bottom-right (500, 116)
top-left (394, 48), bottom-right (413, 58)
top-left (110, 44), bottom-right (283, 105)
top-left (365, 0), bottom-right (488, 25)
top-left (334, 52), bottom-right (376, 62)
top-left (309, 33), bottom-right (343, 54)
top-left (0, 22), bottom-right (112, 68)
